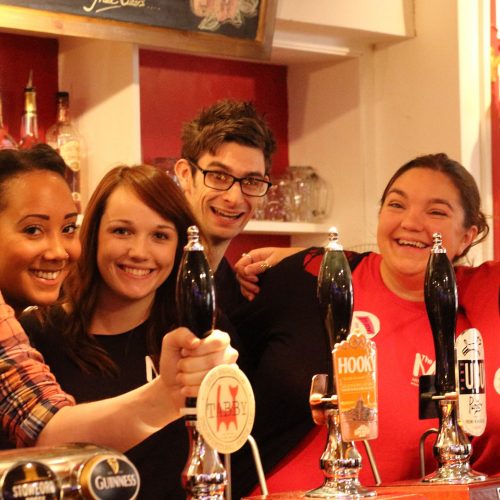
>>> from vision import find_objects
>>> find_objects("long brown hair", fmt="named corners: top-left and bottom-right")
top-left (61, 164), bottom-right (199, 374)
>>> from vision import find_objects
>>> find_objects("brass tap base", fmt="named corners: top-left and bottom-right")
top-left (422, 464), bottom-right (487, 484)
top-left (305, 479), bottom-right (377, 498)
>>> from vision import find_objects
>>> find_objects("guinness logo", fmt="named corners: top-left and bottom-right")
top-left (106, 458), bottom-right (120, 475)
top-left (0, 461), bottom-right (60, 499)
top-left (79, 455), bottom-right (140, 499)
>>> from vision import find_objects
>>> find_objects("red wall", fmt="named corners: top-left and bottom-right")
top-left (139, 50), bottom-right (292, 264)
top-left (0, 32), bottom-right (59, 143)
top-left (0, 37), bottom-right (291, 265)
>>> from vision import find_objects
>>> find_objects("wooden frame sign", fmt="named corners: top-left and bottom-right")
top-left (0, 0), bottom-right (278, 60)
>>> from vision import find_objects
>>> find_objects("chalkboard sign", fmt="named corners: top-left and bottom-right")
top-left (0, 0), bottom-right (277, 60)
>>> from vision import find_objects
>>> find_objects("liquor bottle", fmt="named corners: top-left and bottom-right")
top-left (18, 70), bottom-right (39, 150)
top-left (46, 91), bottom-right (83, 209)
top-left (175, 225), bottom-right (226, 500)
top-left (424, 232), bottom-right (457, 395)
top-left (0, 92), bottom-right (18, 150)
top-left (317, 226), bottom-right (353, 395)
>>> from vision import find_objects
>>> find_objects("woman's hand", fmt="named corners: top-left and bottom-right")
top-left (160, 328), bottom-right (238, 410)
top-left (234, 247), bottom-right (304, 300)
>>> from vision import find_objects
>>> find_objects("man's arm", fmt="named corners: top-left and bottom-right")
top-left (234, 247), bottom-right (305, 300)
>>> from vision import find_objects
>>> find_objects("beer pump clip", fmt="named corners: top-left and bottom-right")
top-left (420, 232), bottom-right (487, 484)
top-left (306, 227), bottom-right (378, 499)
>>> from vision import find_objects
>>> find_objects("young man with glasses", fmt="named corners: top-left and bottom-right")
top-left (176, 100), bottom-right (275, 267)
top-left (71, 100), bottom-right (275, 500)
top-left (175, 99), bottom-right (276, 310)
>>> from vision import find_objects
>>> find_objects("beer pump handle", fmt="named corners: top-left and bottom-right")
top-left (317, 227), bottom-right (353, 395)
top-left (176, 225), bottom-right (216, 407)
top-left (176, 225), bottom-right (216, 339)
top-left (307, 227), bottom-right (377, 498)
top-left (424, 232), bottom-right (457, 395)
top-left (176, 227), bottom-right (227, 499)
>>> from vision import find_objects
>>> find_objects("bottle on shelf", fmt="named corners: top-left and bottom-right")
top-left (0, 92), bottom-right (18, 150)
top-left (46, 91), bottom-right (83, 210)
top-left (18, 70), bottom-right (39, 150)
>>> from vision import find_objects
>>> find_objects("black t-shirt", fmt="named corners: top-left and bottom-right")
top-left (25, 313), bottom-right (149, 402)
top-left (22, 309), bottom-right (189, 500)
top-left (215, 256), bottom-right (247, 313)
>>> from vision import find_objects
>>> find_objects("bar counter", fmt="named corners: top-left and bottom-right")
top-left (244, 476), bottom-right (500, 500)
top-left (243, 489), bottom-right (426, 499)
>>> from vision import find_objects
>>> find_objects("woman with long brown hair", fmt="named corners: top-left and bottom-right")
top-left (23, 163), bottom-right (231, 498)
top-left (37, 164), bottom-right (198, 384)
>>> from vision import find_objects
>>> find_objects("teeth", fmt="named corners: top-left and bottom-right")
top-left (213, 208), bottom-right (241, 219)
top-left (33, 270), bottom-right (60, 280)
top-left (398, 239), bottom-right (427, 249)
top-left (122, 266), bottom-right (151, 277)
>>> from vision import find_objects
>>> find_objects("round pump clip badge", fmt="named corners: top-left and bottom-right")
top-left (0, 461), bottom-right (60, 500)
top-left (196, 365), bottom-right (255, 454)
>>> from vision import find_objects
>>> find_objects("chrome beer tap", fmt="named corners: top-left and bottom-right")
top-left (176, 226), bottom-right (226, 499)
top-left (0, 443), bottom-right (140, 499)
top-left (306, 227), bottom-right (375, 498)
top-left (422, 233), bottom-right (486, 484)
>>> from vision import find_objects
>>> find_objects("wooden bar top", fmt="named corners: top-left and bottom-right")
top-left (243, 477), bottom-right (500, 499)
top-left (243, 489), bottom-right (427, 499)
top-left (376, 477), bottom-right (500, 499)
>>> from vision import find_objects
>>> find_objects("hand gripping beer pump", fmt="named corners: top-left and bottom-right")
top-left (176, 226), bottom-right (226, 499)
top-left (306, 228), bottom-right (377, 498)
top-left (421, 232), bottom-right (487, 484)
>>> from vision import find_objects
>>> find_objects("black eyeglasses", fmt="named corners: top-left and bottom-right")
top-left (187, 159), bottom-right (271, 197)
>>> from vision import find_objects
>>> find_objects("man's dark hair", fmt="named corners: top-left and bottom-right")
top-left (181, 99), bottom-right (276, 174)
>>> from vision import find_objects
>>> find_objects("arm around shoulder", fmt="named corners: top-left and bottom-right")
top-left (234, 246), bottom-right (305, 300)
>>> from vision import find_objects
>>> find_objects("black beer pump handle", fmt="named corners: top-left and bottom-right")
top-left (176, 226), bottom-right (216, 409)
top-left (424, 233), bottom-right (457, 395)
top-left (317, 227), bottom-right (353, 395)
